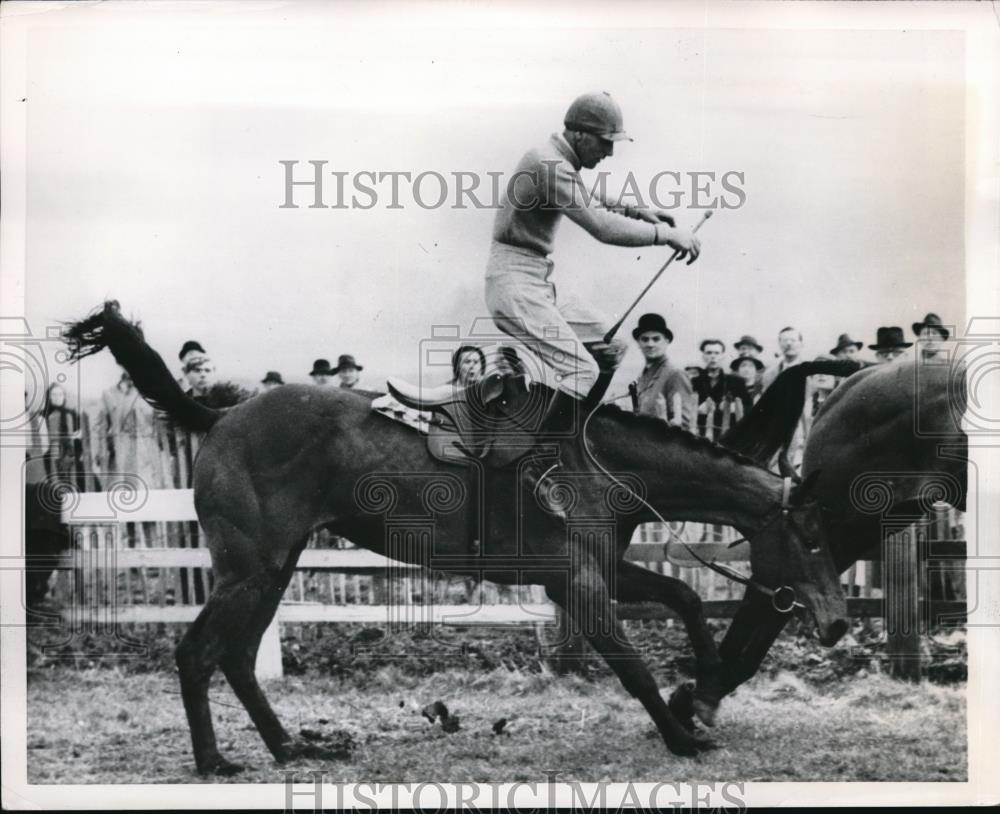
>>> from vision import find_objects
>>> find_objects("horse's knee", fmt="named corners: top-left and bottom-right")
top-left (670, 583), bottom-right (704, 619)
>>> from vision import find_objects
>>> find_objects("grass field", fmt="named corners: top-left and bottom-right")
top-left (25, 665), bottom-right (966, 784)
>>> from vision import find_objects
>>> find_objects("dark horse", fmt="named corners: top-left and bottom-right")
top-left (669, 357), bottom-right (968, 725)
top-left (65, 302), bottom-right (847, 775)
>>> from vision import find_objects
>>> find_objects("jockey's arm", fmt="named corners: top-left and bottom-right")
top-left (543, 161), bottom-right (701, 259)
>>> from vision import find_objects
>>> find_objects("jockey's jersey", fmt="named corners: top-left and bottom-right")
top-left (491, 133), bottom-right (658, 258)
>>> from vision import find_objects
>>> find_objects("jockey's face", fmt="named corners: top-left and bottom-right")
top-left (569, 131), bottom-right (614, 169)
top-left (637, 331), bottom-right (669, 362)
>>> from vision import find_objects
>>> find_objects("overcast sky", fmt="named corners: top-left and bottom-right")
top-left (22, 8), bottom-right (965, 401)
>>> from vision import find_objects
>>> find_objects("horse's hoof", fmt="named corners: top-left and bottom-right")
top-left (667, 683), bottom-right (696, 732)
top-left (198, 757), bottom-right (245, 777)
top-left (692, 734), bottom-right (718, 753)
top-left (692, 696), bottom-right (719, 728)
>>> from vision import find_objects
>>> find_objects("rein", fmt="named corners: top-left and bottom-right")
top-left (579, 406), bottom-right (805, 614)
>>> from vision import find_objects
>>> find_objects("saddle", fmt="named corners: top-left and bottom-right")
top-left (384, 373), bottom-right (539, 468)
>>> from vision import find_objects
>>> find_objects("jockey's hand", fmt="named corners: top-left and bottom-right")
top-left (636, 208), bottom-right (677, 228)
top-left (655, 226), bottom-right (701, 264)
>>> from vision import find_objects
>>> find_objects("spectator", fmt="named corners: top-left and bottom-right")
top-left (730, 356), bottom-right (764, 406)
top-left (733, 334), bottom-right (764, 360)
top-left (829, 333), bottom-right (863, 361)
top-left (868, 326), bottom-right (912, 364)
top-left (182, 354), bottom-right (215, 400)
top-left (692, 339), bottom-right (751, 438)
top-left (179, 340), bottom-right (206, 366)
top-left (495, 345), bottom-right (527, 377)
top-left (95, 371), bottom-right (166, 488)
top-left (451, 345), bottom-right (486, 387)
top-left (334, 354), bottom-right (363, 389)
top-left (177, 340), bottom-right (206, 387)
top-left (309, 358), bottom-right (336, 386)
top-left (629, 313), bottom-right (693, 428)
top-left (807, 354), bottom-right (838, 414)
top-left (42, 383), bottom-right (83, 486)
top-left (761, 326), bottom-right (804, 391)
top-left (683, 364), bottom-right (702, 383)
top-left (25, 389), bottom-right (49, 486)
top-left (912, 312), bottom-right (950, 362)
top-left (260, 371), bottom-right (284, 392)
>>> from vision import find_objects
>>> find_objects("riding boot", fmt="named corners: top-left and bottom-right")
top-left (525, 389), bottom-right (583, 520)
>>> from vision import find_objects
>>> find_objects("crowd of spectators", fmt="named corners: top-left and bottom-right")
top-left (625, 310), bottom-right (953, 463)
top-left (31, 310), bottom-right (950, 495)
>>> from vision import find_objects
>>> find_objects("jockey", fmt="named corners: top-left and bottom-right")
top-left (486, 91), bottom-right (702, 510)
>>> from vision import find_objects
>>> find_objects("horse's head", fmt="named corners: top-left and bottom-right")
top-left (748, 470), bottom-right (848, 647)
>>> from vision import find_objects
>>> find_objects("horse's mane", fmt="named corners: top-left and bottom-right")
top-left (591, 400), bottom-right (767, 472)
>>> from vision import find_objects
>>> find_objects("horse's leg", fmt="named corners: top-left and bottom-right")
top-left (545, 560), bottom-right (712, 757)
top-left (214, 563), bottom-right (347, 765)
top-left (613, 561), bottom-right (723, 726)
top-left (668, 591), bottom-right (788, 730)
top-left (175, 581), bottom-right (251, 776)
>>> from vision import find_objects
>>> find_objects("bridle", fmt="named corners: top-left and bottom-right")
top-left (578, 406), bottom-right (807, 614)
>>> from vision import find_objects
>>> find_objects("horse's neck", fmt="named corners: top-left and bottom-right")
top-left (592, 417), bottom-right (780, 535)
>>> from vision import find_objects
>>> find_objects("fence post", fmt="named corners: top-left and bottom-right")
top-left (883, 523), bottom-right (922, 681)
top-left (255, 618), bottom-right (283, 679)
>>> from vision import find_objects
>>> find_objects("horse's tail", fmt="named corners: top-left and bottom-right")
top-left (721, 360), bottom-right (867, 466)
top-left (63, 300), bottom-right (222, 434)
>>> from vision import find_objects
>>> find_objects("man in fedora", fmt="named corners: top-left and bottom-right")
top-left (734, 335), bottom-right (764, 360)
top-left (486, 91), bottom-right (704, 513)
top-left (912, 312), bottom-right (950, 361)
top-left (334, 354), bottom-right (363, 389)
top-left (629, 313), bottom-right (693, 429)
top-left (260, 371), bottom-right (284, 393)
top-left (869, 326), bottom-right (912, 364)
top-left (309, 358), bottom-right (336, 386)
top-left (830, 333), bottom-right (863, 361)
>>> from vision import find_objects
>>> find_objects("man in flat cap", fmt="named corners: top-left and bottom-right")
top-left (629, 313), bottom-right (693, 429)
top-left (912, 312), bottom-right (950, 361)
top-left (869, 326), bottom-right (912, 364)
top-left (486, 91), bottom-right (703, 510)
top-left (334, 354), bottom-right (363, 389)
